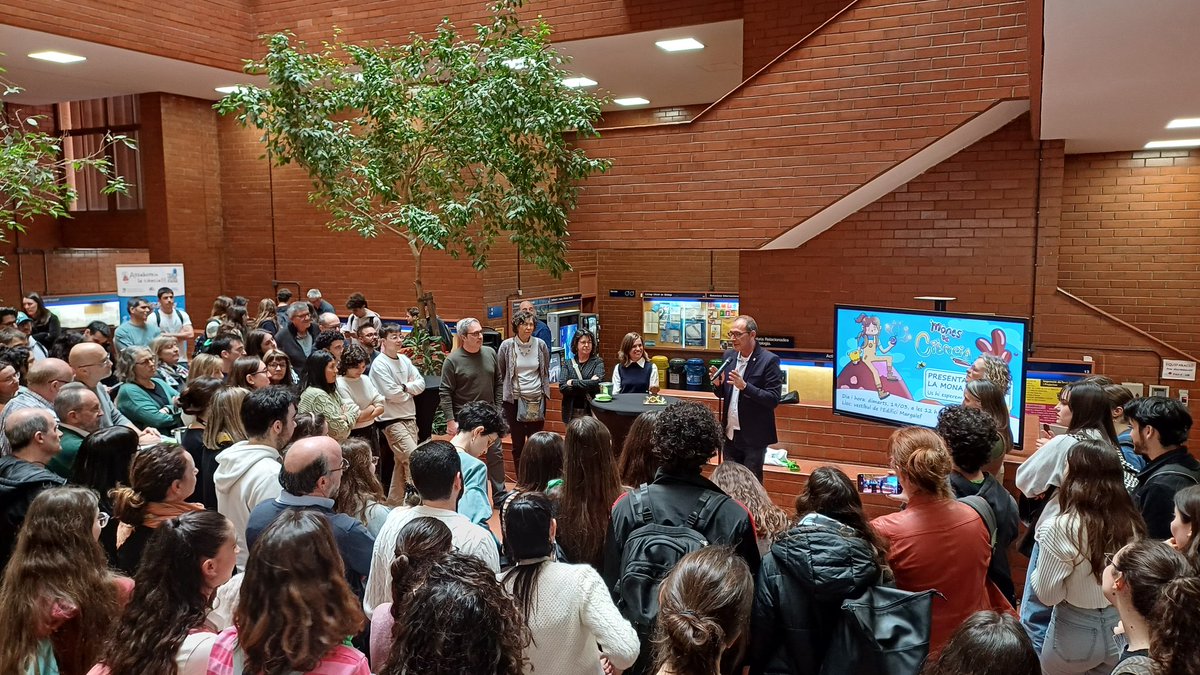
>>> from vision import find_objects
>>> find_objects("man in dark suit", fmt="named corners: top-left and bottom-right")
top-left (711, 315), bottom-right (782, 481)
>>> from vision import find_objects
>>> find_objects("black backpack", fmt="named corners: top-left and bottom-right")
top-left (819, 585), bottom-right (936, 675)
top-left (613, 486), bottom-right (730, 635)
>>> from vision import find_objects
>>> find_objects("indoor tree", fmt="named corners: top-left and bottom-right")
top-left (1, 63), bottom-right (134, 245)
top-left (216, 0), bottom-right (611, 324)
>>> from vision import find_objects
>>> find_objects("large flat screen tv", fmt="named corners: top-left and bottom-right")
top-left (833, 305), bottom-right (1029, 447)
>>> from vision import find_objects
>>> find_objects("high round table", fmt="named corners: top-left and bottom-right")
top-left (590, 392), bottom-right (680, 453)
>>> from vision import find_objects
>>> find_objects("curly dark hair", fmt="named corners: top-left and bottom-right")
top-left (98, 511), bottom-right (233, 675)
top-left (109, 443), bottom-right (191, 526)
top-left (935, 404), bottom-right (999, 474)
top-left (652, 401), bottom-right (723, 472)
top-left (1152, 576), bottom-right (1200, 675)
top-left (236, 510), bottom-right (365, 675)
top-left (654, 546), bottom-right (753, 675)
top-left (380, 551), bottom-right (529, 675)
top-left (925, 610), bottom-right (1038, 675)
top-left (388, 517), bottom-right (453, 626)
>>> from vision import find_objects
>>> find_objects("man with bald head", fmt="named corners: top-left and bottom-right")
top-left (0, 408), bottom-right (67, 566)
top-left (69, 342), bottom-right (159, 445)
top-left (245, 435), bottom-right (374, 595)
top-left (0, 358), bottom-right (72, 456)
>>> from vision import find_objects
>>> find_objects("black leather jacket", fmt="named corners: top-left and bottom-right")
top-left (750, 513), bottom-right (884, 675)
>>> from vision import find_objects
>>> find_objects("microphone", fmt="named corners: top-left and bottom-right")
top-left (710, 356), bottom-right (733, 385)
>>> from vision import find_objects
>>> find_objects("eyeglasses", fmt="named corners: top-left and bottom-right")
top-left (465, 330), bottom-right (484, 337)
top-left (254, 368), bottom-right (270, 376)
top-left (97, 512), bottom-right (111, 528)
top-left (78, 356), bottom-right (112, 368)
top-left (267, 362), bottom-right (287, 370)
top-left (727, 330), bottom-right (748, 339)
top-left (135, 358), bottom-right (158, 366)
top-left (328, 457), bottom-right (351, 473)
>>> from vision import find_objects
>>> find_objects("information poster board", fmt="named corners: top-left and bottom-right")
top-left (641, 293), bottom-right (739, 351)
top-left (115, 264), bottom-right (187, 322)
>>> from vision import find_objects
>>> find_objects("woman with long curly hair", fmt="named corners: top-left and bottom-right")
top-left (368, 517), bottom-right (454, 671)
top-left (333, 437), bottom-right (395, 536)
top-left (110, 443), bottom-right (205, 575)
top-left (88, 511), bottom-right (237, 675)
top-left (711, 461), bottom-right (791, 555)
top-left (1169, 484), bottom-right (1200, 567)
top-left (617, 409), bottom-right (662, 489)
top-left (1031, 440), bottom-right (1146, 674)
top-left (751, 466), bottom-right (891, 675)
top-left (380, 551), bottom-right (529, 675)
top-left (1126, 575), bottom-right (1200, 675)
top-left (654, 546), bottom-right (753, 675)
top-left (206, 509), bottom-right (368, 674)
top-left (557, 416), bottom-right (623, 568)
top-left (500, 491), bottom-right (639, 675)
top-left (0, 487), bottom-right (132, 675)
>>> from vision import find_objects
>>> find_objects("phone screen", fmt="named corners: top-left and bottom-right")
top-left (857, 473), bottom-right (902, 495)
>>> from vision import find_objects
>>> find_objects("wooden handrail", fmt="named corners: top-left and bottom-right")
top-left (1056, 287), bottom-right (1200, 363)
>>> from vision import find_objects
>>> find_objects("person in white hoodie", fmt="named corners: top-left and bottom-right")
top-left (369, 324), bottom-right (426, 500)
top-left (213, 385), bottom-right (296, 566)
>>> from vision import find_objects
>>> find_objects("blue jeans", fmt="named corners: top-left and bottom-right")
top-left (1021, 541), bottom-right (1053, 652)
top-left (1041, 603), bottom-right (1121, 675)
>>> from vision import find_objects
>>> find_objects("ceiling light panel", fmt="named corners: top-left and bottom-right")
top-left (655, 38), bottom-right (705, 52)
top-left (1144, 139), bottom-right (1200, 149)
top-left (614, 97), bottom-right (650, 106)
top-left (1166, 118), bottom-right (1200, 129)
top-left (28, 51), bottom-right (86, 64)
top-left (562, 77), bottom-right (597, 88)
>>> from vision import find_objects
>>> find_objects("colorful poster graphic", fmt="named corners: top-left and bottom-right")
top-left (833, 306), bottom-right (1028, 442)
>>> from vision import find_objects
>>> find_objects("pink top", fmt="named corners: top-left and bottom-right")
top-left (370, 603), bottom-right (395, 671)
top-left (205, 627), bottom-right (370, 675)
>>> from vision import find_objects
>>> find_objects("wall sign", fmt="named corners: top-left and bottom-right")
top-left (1162, 359), bottom-right (1197, 382)
top-left (609, 289), bottom-right (637, 298)
top-left (757, 335), bottom-right (796, 349)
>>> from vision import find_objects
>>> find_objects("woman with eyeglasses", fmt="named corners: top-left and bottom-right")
top-left (228, 356), bottom-right (271, 391)
top-left (114, 346), bottom-right (182, 434)
top-left (0, 487), bottom-right (133, 675)
top-left (262, 348), bottom-right (296, 387)
top-left (560, 329), bottom-right (605, 423)
top-left (497, 310), bottom-right (551, 475)
top-left (1102, 538), bottom-right (1190, 672)
top-left (1031, 439), bottom-right (1145, 674)
top-left (333, 437), bottom-right (395, 537)
top-left (110, 443), bottom-right (205, 576)
top-left (0, 359), bottom-right (20, 410)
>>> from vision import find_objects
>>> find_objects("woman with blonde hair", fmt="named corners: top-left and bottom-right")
top-left (200, 387), bottom-right (247, 514)
top-left (711, 461), bottom-right (791, 554)
top-left (871, 426), bottom-right (1008, 655)
top-left (0, 487), bottom-right (133, 675)
top-left (186, 353), bottom-right (224, 383)
top-left (205, 296), bottom-right (232, 339)
top-left (150, 335), bottom-right (188, 390)
top-left (250, 298), bottom-right (279, 334)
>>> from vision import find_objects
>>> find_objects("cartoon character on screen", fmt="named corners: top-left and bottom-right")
top-left (855, 313), bottom-right (899, 399)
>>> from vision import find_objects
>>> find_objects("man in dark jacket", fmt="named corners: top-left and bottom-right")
top-left (603, 401), bottom-right (760, 675)
top-left (1127, 396), bottom-right (1198, 539)
top-left (938, 404), bottom-right (1020, 606)
top-left (751, 511), bottom-right (883, 675)
top-left (0, 408), bottom-right (67, 568)
top-left (246, 435), bottom-right (375, 596)
top-left (711, 315), bottom-right (782, 481)
top-left (273, 301), bottom-right (320, 368)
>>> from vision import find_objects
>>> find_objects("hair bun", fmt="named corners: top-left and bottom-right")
top-left (664, 608), bottom-right (725, 650)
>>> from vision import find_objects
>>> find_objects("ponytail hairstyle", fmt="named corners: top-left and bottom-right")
top-left (98, 511), bottom-right (234, 675)
top-left (795, 466), bottom-right (890, 575)
top-left (1151, 575), bottom-right (1200, 675)
top-left (500, 492), bottom-right (555, 621)
top-left (1111, 539), bottom-right (1191, 621)
top-left (110, 443), bottom-right (191, 526)
top-left (388, 517), bottom-right (453, 623)
top-left (1058, 440), bottom-right (1146, 581)
top-left (888, 426), bottom-right (953, 499)
top-left (1172, 484), bottom-right (1200, 567)
top-left (654, 546), bottom-right (753, 675)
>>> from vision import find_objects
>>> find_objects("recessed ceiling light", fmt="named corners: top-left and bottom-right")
top-left (614, 97), bottom-right (650, 106)
top-left (562, 77), bottom-right (597, 88)
top-left (1144, 139), bottom-right (1200, 149)
top-left (503, 57), bottom-right (527, 70)
top-left (28, 51), bottom-right (86, 64)
top-left (214, 86), bottom-right (248, 94)
top-left (655, 38), bottom-right (705, 52)
top-left (1166, 118), bottom-right (1200, 129)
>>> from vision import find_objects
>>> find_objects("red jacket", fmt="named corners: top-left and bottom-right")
top-left (871, 494), bottom-right (1012, 654)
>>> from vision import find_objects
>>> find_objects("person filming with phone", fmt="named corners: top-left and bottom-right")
top-left (710, 315), bottom-right (781, 482)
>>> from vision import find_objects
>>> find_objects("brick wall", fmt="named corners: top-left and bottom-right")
top-left (742, 0), bottom-right (854, 78)
top-left (569, 0), bottom-right (1030, 249)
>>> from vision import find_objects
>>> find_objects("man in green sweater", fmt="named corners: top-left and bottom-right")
top-left (440, 317), bottom-right (505, 499)
top-left (48, 383), bottom-right (104, 478)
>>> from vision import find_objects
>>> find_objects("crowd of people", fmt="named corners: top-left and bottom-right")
top-left (0, 291), bottom-right (1197, 675)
